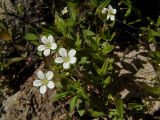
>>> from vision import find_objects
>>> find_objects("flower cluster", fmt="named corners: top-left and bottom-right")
top-left (102, 5), bottom-right (116, 21)
top-left (35, 35), bottom-right (77, 94)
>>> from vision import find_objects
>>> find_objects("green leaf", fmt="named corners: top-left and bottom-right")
top-left (77, 99), bottom-right (86, 116)
top-left (100, 58), bottom-right (114, 75)
top-left (157, 16), bottom-right (160, 26)
top-left (100, 59), bottom-right (108, 75)
top-left (78, 109), bottom-right (85, 117)
top-left (82, 29), bottom-right (95, 37)
top-left (55, 13), bottom-right (73, 38)
top-left (75, 34), bottom-right (81, 49)
top-left (124, 8), bottom-right (131, 17)
top-left (41, 26), bottom-right (56, 35)
top-left (52, 92), bottom-right (69, 101)
top-left (110, 32), bottom-right (116, 41)
top-left (7, 52), bottom-right (27, 66)
top-left (114, 98), bottom-right (124, 120)
top-left (102, 43), bottom-right (114, 55)
top-left (79, 57), bottom-right (87, 64)
top-left (128, 103), bottom-right (144, 111)
top-left (68, 2), bottom-right (77, 21)
top-left (65, 19), bottom-right (75, 27)
top-left (93, 63), bottom-right (101, 75)
top-left (70, 96), bottom-right (78, 112)
top-left (149, 29), bottom-right (159, 37)
top-left (124, 0), bottom-right (132, 17)
top-left (103, 76), bottom-right (111, 88)
top-left (69, 82), bottom-right (89, 101)
top-left (89, 38), bottom-right (99, 50)
top-left (148, 37), bottom-right (156, 43)
top-left (7, 57), bottom-right (25, 66)
top-left (55, 13), bottom-right (65, 34)
top-left (24, 33), bottom-right (38, 41)
top-left (89, 110), bottom-right (105, 118)
top-left (128, 19), bottom-right (141, 25)
top-left (137, 82), bottom-right (160, 97)
top-left (89, 0), bottom-right (97, 6)
top-left (77, 88), bottom-right (89, 101)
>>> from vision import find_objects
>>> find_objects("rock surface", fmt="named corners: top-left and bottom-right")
top-left (0, 64), bottom-right (68, 120)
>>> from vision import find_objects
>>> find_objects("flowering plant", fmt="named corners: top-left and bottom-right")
top-left (32, 1), bottom-right (121, 118)
top-left (2, 0), bottom-right (160, 119)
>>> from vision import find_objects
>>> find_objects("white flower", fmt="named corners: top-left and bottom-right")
top-left (106, 5), bottom-right (116, 21)
top-left (33, 70), bottom-right (55, 94)
top-left (101, 7), bottom-right (107, 14)
top-left (37, 35), bottom-right (57, 56)
top-left (61, 7), bottom-right (68, 15)
top-left (55, 48), bottom-right (77, 69)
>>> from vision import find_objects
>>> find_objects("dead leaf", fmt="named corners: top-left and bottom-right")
top-left (0, 29), bottom-right (12, 41)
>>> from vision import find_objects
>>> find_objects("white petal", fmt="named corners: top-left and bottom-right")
top-left (47, 81), bottom-right (55, 89)
top-left (43, 49), bottom-right (50, 56)
top-left (110, 15), bottom-right (115, 21)
top-left (48, 35), bottom-right (54, 43)
top-left (37, 45), bottom-right (45, 51)
top-left (41, 36), bottom-right (48, 44)
top-left (64, 7), bottom-right (68, 11)
top-left (46, 71), bottom-right (54, 80)
top-left (61, 7), bottom-right (68, 15)
top-left (108, 5), bottom-right (112, 10)
top-left (61, 11), bottom-right (64, 14)
top-left (107, 15), bottom-right (110, 20)
top-left (40, 85), bottom-right (47, 94)
top-left (69, 57), bottom-right (77, 64)
top-left (68, 49), bottom-right (76, 57)
top-left (59, 48), bottom-right (67, 57)
top-left (102, 8), bottom-right (107, 14)
top-left (33, 80), bottom-right (42, 87)
top-left (37, 70), bottom-right (44, 79)
top-left (113, 9), bottom-right (116, 14)
top-left (63, 62), bottom-right (70, 69)
top-left (55, 57), bottom-right (64, 63)
top-left (51, 43), bottom-right (57, 50)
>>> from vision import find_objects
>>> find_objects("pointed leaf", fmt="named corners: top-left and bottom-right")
top-left (52, 92), bottom-right (69, 101)
top-left (114, 98), bottom-right (124, 120)
top-left (24, 33), bottom-right (38, 41)
top-left (70, 96), bottom-right (78, 112)
top-left (89, 110), bottom-right (105, 118)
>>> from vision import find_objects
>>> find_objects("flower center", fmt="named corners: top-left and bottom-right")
top-left (45, 42), bottom-right (52, 48)
top-left (64, 56), bottom-right (70, 62)
top-left (41, 79), bottom-right (49, 85)
top-left (108, 10), bottom-right (115, 15)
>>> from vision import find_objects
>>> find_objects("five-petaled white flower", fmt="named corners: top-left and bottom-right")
top-left (61, 7), bottom-right (68, 15)
top-left (33, 70), bottom-right (55, 94)
top-left (55, 48), bottom-right (77, 69)
top-left (102, 5), bottom-right (116, 21)
top-left (38, 35), bottom-right (57, 56)
top-left (106, 5), bottom-right (116, 21)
